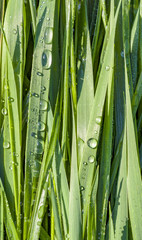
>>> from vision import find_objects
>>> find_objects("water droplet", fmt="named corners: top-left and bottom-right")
top-left (37, 121), bottom-right (45, 131)
top-left (4, 84), bottom-right (9, 90)
top-left (39, 99), bottom-right (48, 111)
top-left (42, 50), bottom-right (52, 69)
top-left (87, 138), bottom-right (97, 149)
top-left (13, 29), bottom-right (17, 34)
top-left (8, 97), bottom-right (14, 102)
top-left (1, 108), bottom-right (8, 115)
top-left (88, 155), bottom-right (95, 163)
top-left (30, 151), bottom-right (34, 156)
top-left (96, 116), bottom-right (101, 125)
top-left (9, 165), bottom-right (12, 170)
top-left (41, 85), bottom-right (46, 92)
top-left (80, 186), bottom-right (85, 191)
top-left (37, 71), bottom-right (43, 76)
top-left (13, 152), bottom-right (19, 157)
top-left (31, 132), bottom-right (38, 138)
top-left (83, 162), bottom-right (87, 165)
top-left (32, 93), bottom-right (39, 98)
top-left (105, 66), bottom-right (110, 71)
top-left (78, 3), bottom-right (81, 10)
top-left (38, 205), bottom-right (44, 218)
top-left (1, 99), bottom-right (5, 103)
top-left (35, 140), bottom-right (43, 154)
top-left (3, 141), bottom-right (10, 149)
top-left (44, 27), bottom-right (53, 44)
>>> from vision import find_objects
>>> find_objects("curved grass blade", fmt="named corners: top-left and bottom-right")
top-left (23, 0), bottom-right (57, 237)
top-left (79, 2), bottom-right (121, 236)
top-left (100, 0), bottom-right (108, 29)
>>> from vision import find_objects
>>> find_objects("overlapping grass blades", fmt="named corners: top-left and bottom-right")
top-left (0, 0), bottom-right (142, 239)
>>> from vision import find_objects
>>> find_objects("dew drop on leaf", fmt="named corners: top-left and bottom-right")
top-left (3, 141), bottom-right (10, 149)
top-left (37, 72), bottom-right (43, 76)
top-left (1, 108), bottom-right (8, 115)
top-left (37, 121), bottom-right (45, 131)
top-left (8, 97), bottom-right (14, 102)
top-left (44, 27), bottom-right (53, 44)
top-left (80, 186), bottom-right (85, 191)
top-left (13, 152), bottom-right (19, 157)
top-left (42, 50), bottom-right (52, 69)
top-left (88, 155), bottom-right (95, 163)
top-left (96, 116), bottom-right (101, 125)
top-left (32, 93), bottom-right (39, 98)
top-left (87, 138), bottom-right (97, 149)
top-left (13, 29), bottom-right (17, 34)
top-left (105, 66), bottom-right (110, 71)
top-left (83, 162), bottom-right (88, 165)
top-left (40, 99), bottom-right (48, 111)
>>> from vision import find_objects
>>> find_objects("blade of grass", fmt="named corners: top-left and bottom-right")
top-left (96, 61), bottom-right (114, 240)
top-left (0, 187), bottom-right (4, 240)
top-left (77, 0), bottom-right (94, 143)
top-left (112, 117), bottom-right (128, 240)
top-left (79, 2), bottom-right (121, 236)
top-left (0, 180), bottom-right (19, 240)
top-left (125, 58), bottom-right (142, 239)
top-left (69, 99), bottom-right (82, 240)
top-left (23, 0), bottom-right (57, 237)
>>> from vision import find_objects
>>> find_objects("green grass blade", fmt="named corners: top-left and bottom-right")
top-left (0, 180), bottom-right (19, 240)
top-left (112, 119), bottom-right (128, 240)
top-left (132, 72), bottom-right (142, 116)
top-left (77, 0), bottom-right (94, 142)
top-left (29, 0), bottom-right (36, 35)
top-left (130, 6), bottom-right (139, 89)
top-left (125, 59), bottom-right (142, 240)
top-left (107, 203), bottom-right (115, 240)
top-left (40, 226), bottom-right (51, 240)
top-left (23, 0), bottom-right (57, 237)
top-left (0, 187), bottom-right (4, 240)
top-left (122, 0), bottom-right (133, 97)
top-left (69, 102), bottom-right (82, 240)
top-left (50, 175), bottom-right (63, 239)
top-left (96, 64), bottom-right (114, 240)
top-left (79, 2), bottom-right (121, 235)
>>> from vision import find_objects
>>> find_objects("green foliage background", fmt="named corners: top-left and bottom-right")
top-left (0, 0), bottom-right (142, 239)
